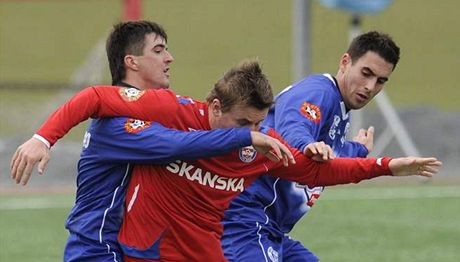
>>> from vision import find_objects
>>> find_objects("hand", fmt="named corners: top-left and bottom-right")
top-left (353, 126), bottom-right (374, 153)
top-left (303, 141), bottom-right (335, 162)
top-left (10, 137), bottom-right (51, 185)
top-left (389, 157), bottom-right (442, 177)
top-left (250, 131), bottom-right (295, 166)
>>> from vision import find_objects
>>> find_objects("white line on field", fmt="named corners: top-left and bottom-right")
top-left (0, 186), bottom-right (459, 210)
top-left (0, 198), bottom-right (73, 210)
top-left (321, 185), bottom-right (460, 201)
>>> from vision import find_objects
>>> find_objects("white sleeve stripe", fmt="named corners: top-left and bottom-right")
top-left (33, 134), bottom-right (51, 149)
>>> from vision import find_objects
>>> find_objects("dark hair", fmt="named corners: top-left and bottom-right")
top-left (347, 31), bottom-right (400, 70)
top-left (206, 60), bottom-right (274, 112)
top-left (106, 20), bottom-right (168, 84)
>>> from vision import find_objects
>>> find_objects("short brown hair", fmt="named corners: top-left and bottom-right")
top-left (106, 20), bottom-right (168, 85)
top-left (348, 31), bottom-right (400, 70)
top-left (206, 60), bottom-right (274, 112)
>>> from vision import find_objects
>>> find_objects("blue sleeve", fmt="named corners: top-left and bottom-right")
top-left (340, 141), bottom-right (369, 158)
top-left (85, 117), bottom-right (251, 164)
top-left (274, 84), bottom-right (335, 152)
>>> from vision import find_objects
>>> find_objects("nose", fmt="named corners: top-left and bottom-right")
top-left (165, 51), bottom-right (174, 63)
top-left (365, 78), bottom-right (378, 92)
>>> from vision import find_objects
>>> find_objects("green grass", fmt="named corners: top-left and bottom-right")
top-left (0, 194), bottom-right (73, 262)
top-left (1, 184), bottom-right (459, 261)
top-left (290, 184), bottom-right (460, 261)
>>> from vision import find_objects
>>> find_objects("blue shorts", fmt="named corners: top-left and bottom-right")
top-left (64, 233), bottom-right (123, 262)
top-left (222, 221), bottom-right (319, 262)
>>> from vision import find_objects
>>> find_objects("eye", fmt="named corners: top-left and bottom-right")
top-left (361, 70), bottom-right (371, 77)
top-left (377, 78), bottom-right (387, 85)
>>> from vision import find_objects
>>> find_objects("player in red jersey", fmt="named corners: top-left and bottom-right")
top-left (12, 60), bottom-right (441, 261)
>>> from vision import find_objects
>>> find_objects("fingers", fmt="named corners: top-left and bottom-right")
top-left (37, 155), bottom-right (50, 175)
top-left (275, 141), bottom-right (294, 166)
top-left (10, 148), bottom-right (20, 175)
top-left (304, 142), bottom-right (334, 161)
top-left (367, 126), bottom-right (375, 138)
top-left (10, 137), bottom-right (51, 186)
top-left (366, 126), bottom-right (374, 152)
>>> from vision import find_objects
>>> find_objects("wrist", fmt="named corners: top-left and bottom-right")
top-left (33, 134), bottom-right (51, 149)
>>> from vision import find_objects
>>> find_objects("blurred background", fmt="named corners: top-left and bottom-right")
top-left (0, 0), bottom-right (459, 261)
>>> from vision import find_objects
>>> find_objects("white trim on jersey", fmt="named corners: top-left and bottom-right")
top-left (256, 221), bottom-right (269, 262)
top-left (98, 163), bottom-right (130, 262)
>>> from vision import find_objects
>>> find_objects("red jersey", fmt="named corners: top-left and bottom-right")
top-left (36, 86), bottom-right (391, 261)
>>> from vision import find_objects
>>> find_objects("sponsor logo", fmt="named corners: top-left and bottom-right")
top-left (300, 102), bottom-right (321, 123)
top-left (166, 160), bottom-right (245, 192)
top-left (124, 119), bottom-right (152, 133)
top-left (239, 146), bottom-right (257, 163)
top-left (267, 247), bottom-right (279, 262)
top-left (295, 184), bottom-right (324, 207)
top-left (119, 88), bottom-right (145, 102)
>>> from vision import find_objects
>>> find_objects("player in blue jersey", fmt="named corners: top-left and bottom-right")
top-left (221, 31), bottom-right (401, 261)
top-left (10, 21), bottom-right (290, 262)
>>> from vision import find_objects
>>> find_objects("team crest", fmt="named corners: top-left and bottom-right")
top-left (239, 146), bottom-right (257, 163)
top-left (119, 88), bottom-right (145, 102)
top-left (124, 119), bottom-right (152, 133)
top-left (300, 102), bottom-right (321, 124)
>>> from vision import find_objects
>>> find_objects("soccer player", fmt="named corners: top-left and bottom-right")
top-left (221, 31), bottom-right (405, 261)
top-left (10, 21), bottom-right (291, 262)
top-left (15, 59), bottom-right (441, 261)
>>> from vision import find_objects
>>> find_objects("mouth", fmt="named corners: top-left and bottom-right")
top-left (164, 68), bottom-right (170, 78)
top-left (356, 93), bottom-right (369, 102)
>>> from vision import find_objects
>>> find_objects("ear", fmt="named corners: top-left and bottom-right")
top-left (210, 99), bottom-right (223, 117)
top-left (124, 55), bottom-right (139, 71)
top-left (339, 53), bottom-right (351, 73)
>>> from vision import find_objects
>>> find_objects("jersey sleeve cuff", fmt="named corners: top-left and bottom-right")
top-left (373, 157), bottom-right (392, 176)
top-left (33, 134), bottom-right (51, 149)
top-left (235, 128), bottom-right (252, 147)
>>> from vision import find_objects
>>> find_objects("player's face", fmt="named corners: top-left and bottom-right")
top-left (136, 33), bottom-right (174, 89)
top-left (339, 51), bottom-right (394, 110)
top-left (210, 102), bottom-right (268, 131)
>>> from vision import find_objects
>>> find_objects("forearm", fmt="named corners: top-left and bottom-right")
top-left (276, 154), bottom-right (392, 186)
top-left (35, 86), bottom-right (177, 147)
top-left (91, 119), bottom-right (252, 164)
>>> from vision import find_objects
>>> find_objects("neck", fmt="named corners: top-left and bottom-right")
top-left (334, 71), bottom-right (345, 97)
top-left (122, 76), bottom-right (160, 90)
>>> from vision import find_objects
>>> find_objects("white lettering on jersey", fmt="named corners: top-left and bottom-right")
top-left (267, 246), bottom-right (279, 262)
top-left (166, 160), bottom-right (244, 192)
top-left (82, 131), bottom-right (91, 148)
top-left (328, 115), bottom-right (341, 140)
top-left (341, 122), bottom-right (350, 145)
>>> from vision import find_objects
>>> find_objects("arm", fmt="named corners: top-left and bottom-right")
top-left (36, 86), bottom-right (179, 146)
top-left (88, 117), bottom-right (253, 163)
top-left (265, 129), bottom-right (441, 187)
top-left (274, 83), bottom-right (336, 153)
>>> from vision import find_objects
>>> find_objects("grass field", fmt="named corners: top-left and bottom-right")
top-left (0, 1), bottom-right (459, 261)
top-left (1, 183), bottom-right (459, 262)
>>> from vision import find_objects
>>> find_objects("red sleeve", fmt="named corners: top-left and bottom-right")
top-left (265, 129), bottom-right (393, 186)
top-left (35, 86), bottom-right (179, 146)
